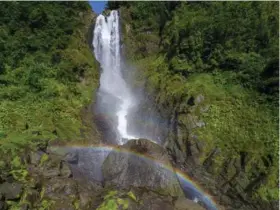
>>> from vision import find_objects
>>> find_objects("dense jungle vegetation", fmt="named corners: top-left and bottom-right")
top-left (0, 2), bottom-right (98, 155)
top-left (0, 1), bottom-right (278, 209)
top-left (108, 1), bottom-right (279, 202)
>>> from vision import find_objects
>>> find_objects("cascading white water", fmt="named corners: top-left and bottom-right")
top-left (93, 10), bottom-right (136, 144)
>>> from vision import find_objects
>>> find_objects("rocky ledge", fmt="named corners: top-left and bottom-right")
top-left (0, 139), bottom-right (208, 210)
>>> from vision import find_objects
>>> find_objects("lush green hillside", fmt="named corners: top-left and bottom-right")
top-left (0, 2), bottom-right (99, 156)
top-left (0, 2), bottom-right (100, 209)
top-left (108, 1), bottom-right (279, 206)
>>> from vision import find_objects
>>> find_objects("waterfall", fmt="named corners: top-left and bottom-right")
top-left (89, 10), bottom-right (217, 210)
top-left (93, 10), bottom-right (136, 144)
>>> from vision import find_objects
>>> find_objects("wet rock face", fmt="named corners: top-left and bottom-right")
top-left (94, 113), bottom-right (120, 145)
top-left (69, 148), bottom-right (109, 182)
top-left (102, 139), bottom-right (184, 197)
top-left (126, 100), bottom-right (169, 145)
top-left (47, 140), bottom-right (109, 183)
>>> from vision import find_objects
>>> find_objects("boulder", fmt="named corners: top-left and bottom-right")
top-left (69, 148), bottom-right (109, 182)
top-left (94, 113), bottom-right (120, 144)
top-left (47, 142), bottom-right (73, 158)
top-left (102, 139), bottom-right (184, 197)
top-left (0, 182), bottom-right (22, 200)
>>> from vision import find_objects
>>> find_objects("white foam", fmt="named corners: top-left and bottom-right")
top-left (93, 11), bottom-right (137, 144)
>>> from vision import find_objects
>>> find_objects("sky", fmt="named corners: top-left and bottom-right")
top-left (89, 1), bottom-right (107, 14)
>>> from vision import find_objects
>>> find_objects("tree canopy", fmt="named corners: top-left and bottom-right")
top-left (0, 2), bottom-right (99, 154)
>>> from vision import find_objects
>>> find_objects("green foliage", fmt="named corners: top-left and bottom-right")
top-left (117, 1), bottom-right (279, 102)
top-left (0, 160), bottom-right (5, 169)
top-left (39, 154), bottom-right (49, 166)
top-left (40, 187), bottom-right (46, 200)
top-left (39, 199), bottom-right (54, 210)
top-left (188, 73), bottom-right (278, 179)
top-left (97, 191), bottom-right (129, 210)
top-left (97, 199), bottom-right (118, 210)
top-left (127, 191), bottom-right (137, 202)
top-left (73, 199), bottom-right (80, 210)
top-left (104, 191), bottom-right (118, 200)
top-left (0, 4), bottom-right (98, 209)
top-left (10, 156), bottom-right (29, 182)
top-left (114, 2), bottom-right (179, 60)
top-left (115, 1), bottom-right (279, 203)
top-left (6, 201), bottom-right (21, 210)
top-left (0, 2), bottom-right (98, 155)
top-left (162, 2), bottom-right (279, 100)
top-left (117, 198), bottom-right (129, 209)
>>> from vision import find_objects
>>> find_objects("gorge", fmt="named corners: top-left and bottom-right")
top-left (0, 2), bottom-right (278, 210)
top-left (91, 9), bottom-right (217, 210)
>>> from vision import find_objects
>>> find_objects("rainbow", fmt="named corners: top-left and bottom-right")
top-left (50, 143), bottom-right (218, 210)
